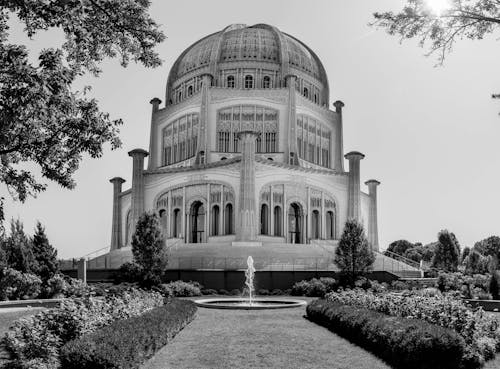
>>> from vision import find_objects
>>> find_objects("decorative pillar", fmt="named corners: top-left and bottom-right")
top-left (345, 151), bottom-right (365, 220)
top-left (195, 74), bottom-right (212, 165)
top-left (147, 98), bottom-right (161, 170)
top-left (128, 149), bottom-right (149, 235)
top-left (77, 258), bottom-right (87, 283)
top-left (333, 101), bottom-right (345, 172)
top-left (365, 179), bottom-right (381, 251)
top-left (285, 74), bottom-right (299, 165)
top-left (109, 177), bottom-right (125, 250)
top-left (270, 185), bottom-right (274, 236)
top-left (234, 131), bottom-right (260, 245)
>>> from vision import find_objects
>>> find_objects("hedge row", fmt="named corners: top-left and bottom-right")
top-left (306, 300), bottom-right (465, 369)
top-left (59, 299), bottom-right (196, 369)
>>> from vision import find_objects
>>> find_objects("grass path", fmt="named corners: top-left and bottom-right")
top-left (142, 299), bottom-right (390, 369)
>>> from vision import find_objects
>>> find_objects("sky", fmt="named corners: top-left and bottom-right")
top-left (3, 0), bottom-right (500, 259)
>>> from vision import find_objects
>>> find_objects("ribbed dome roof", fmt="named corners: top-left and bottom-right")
top-left (166, 24), bottom-right (329, 101)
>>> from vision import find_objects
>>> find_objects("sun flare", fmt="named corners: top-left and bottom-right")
top-left (425, 0), bottom-right (451, 15)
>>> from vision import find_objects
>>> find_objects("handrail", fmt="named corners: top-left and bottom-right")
top-left (380, 250), bottom-right (421, 269)
top-left (80, 246), bottom-right (110, 261)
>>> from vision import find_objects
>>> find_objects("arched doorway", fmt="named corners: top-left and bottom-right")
top-left (260, 204), bottom-right (269, 235)
top-left (274, 206), bottom-right (282, 236)
top-left (311, 210), bottom-right (320, 239)
top-left (224, 203), bottom-right (233, 234)
top-left (211, 205), bottom-right (220, 236)
top-left (326, 211), bottom-right (335, 240)
top-left (172, 208), bottom-right (181, 238)
top-left (288, 202), bottom-right (302, 244)
top-left (190, 201), bottom-right (205, 243)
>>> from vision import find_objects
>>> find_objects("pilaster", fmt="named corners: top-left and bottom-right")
top-left (285, 74), bottom-right (299, 165)
top-left (147, 98), bottom-right (161, 170)
top-left (333, 100), bottom-right (345, 172)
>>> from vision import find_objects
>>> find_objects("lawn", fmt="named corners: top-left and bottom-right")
top-left (142, 298), bottom-right (390, 369)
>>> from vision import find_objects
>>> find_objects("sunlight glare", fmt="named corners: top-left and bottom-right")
top-left (425, 0), bottom-right (451, 15)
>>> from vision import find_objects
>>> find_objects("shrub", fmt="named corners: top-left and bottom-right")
top-left (113, 262), bottom-right (143, 284)
top-left (432, 230), bottom-right (460, 272)
top-left (59, 300), bottom-right (196, 369)
top-left (325, 289), bottom-right (500, 368)
top-left (158, 281), bottom-right (202, 298)
top-left (307, 300), bottom-right (465, 369)
top-left (218, 289), bottom-right (229, 295)
top-left (270, 289), bottom-right (283, 296)
top-left (229, 289), bottom-right (240, 296)
top-left (436, 272), bottom-right (490, 299)
top-left (201, 288), bottom-right (217, 295)
top-left (490, 271), bottom-right (500, 300)
top-left (257, 289), bottom-right (270, 296)
top-left (0, 268), bottom-right (42, 300)
top-left (291, 277), bottom-right (337, 297)
top-left (3, 288), bottom-right (164, 368)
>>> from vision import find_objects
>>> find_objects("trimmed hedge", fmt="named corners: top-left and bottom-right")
top-left (307, 299), bottom-right (465, 369)
top-left (60, 299), bottom-right (197, 369)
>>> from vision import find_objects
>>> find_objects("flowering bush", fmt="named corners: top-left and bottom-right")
top-left (291, 277), bottom-right (338, 297)
top-left (0, 268), bottom-right (42, 300)
top-left (42, 274), bottom-right (95, 299)
top-left (437, 272), bottom-right (490, 299)
top-left (325, 289), bottom-right (500, 368)
top-left (3, 288), bottom-right (164, 368)
top-left (158, 280), bottom-right (202, 298)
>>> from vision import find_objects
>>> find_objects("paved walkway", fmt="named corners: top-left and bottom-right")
top-left (142, 299), bottom-right (390, 369)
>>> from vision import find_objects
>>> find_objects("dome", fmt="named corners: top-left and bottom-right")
top-left (166, 24), bottom-right (329, 105)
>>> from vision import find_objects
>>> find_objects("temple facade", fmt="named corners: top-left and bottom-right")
top-left (108, 23), bottom-right (380, 253)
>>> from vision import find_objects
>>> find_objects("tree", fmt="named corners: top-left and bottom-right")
top-left (385, 239), bottom-right (415, 256)
top-left (474, 236), bottom-right (500, 268)
top-left (335, 219), bottom-right (375, 284)
top-left (463, 249), bottom-right (491, 274)
top-left (372, 0), bottom-right (500, 65)
top-left (0, 1), bottom-right (165, 224)
top-left (1, 218), bottom-right (36, 273)
top-left (131, 212), bottom-right (168, 287)
top-left (31, 221), bottom-right (58, 281)
top-left (432, 229), bottom-right (461, 271)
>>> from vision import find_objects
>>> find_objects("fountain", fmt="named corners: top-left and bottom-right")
top-left (194, 256), bottom-right (306, 310)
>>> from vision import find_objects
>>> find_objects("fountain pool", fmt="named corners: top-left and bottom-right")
top-left (194, 256), bottom-right (307, 310)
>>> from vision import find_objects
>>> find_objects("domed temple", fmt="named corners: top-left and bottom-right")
top-left (103, 24), bottom-right (388, 273)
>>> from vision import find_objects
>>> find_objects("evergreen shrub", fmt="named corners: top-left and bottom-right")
top-left (59, 300), bottom-right (196, 369)
top-left (307, 299), bottom-right (465, 369)
top-left (158, 280), bottom-right (202, 297)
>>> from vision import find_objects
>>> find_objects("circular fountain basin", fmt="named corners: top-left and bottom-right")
top-left (194, 298), bottom-right (307, 310)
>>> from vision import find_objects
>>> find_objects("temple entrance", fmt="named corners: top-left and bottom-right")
top-left (288, 202), bottom-right (302, 244)
top-left (190, 201), bottom-right (205, 243)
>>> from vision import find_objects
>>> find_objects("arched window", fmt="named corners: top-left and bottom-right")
top-left (303, 87), bottom-right (309, 98)
top-left (224, 203), bottom-right (233, 234)
top-left (326, 211), bottom-right (335, 240)
top-left (274, 206), bottom-right (282, 236)
top-left (260, 204), bottom-right (269, 235)
top-left (244, 75), bottom-right (253, 89)
top-left (227, 75), bottom-right (235, 88)
top-left (187, 86), bottom-right (193, 96)
top-left (262, 76), bottom-right (271, 88)
top-left (311, 210), bottom-right (320, 239)
top-left (159, 209), bottom-right (167, 236)
top-left (199, 151), bottom-right (205, 164)
top-left (177, 91), bottom-right (182, 102)
top-left (172, 208), bottom-right (181, 238)
top-left (211, 205), bottom-right (220, 236)
top-left (314, 94), bottom-right (318, 103)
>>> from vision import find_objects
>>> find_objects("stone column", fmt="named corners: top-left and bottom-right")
top-left (235, 131), bottom-right (260, 244)
top-left (345, 151), bottom-right (365, 220)
top-left (365, 179), bottom-right (381, 251)
top-left (147, 98), bottom-right (161, 170)
top-left (109, 177), bottom-right (125, 250)
top-left (77, 258), bottom-right (87, 283)
top-left (196, 74), bottom-right (212, 165)
top-left (128, 149), bottom-right (149, 235)
top-left (333, 101), bottom-right (345, 172)
top-left (285, 74), bottom-right (299, 165)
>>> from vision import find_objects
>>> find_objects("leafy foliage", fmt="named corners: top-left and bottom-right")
top-left (0, 268), bottom-right (42, 300)
top-left (385, 239), bottom-right (415, 255)
top-left (490, 271), bottom-right (500, 300)
top-left (474, 236), bottom-right (500, 268)
top-left (1, 219), bottom-right (36, 273)
top-left (291, 278), bottom-right (338, 297)
top-left (59, 300), bottom-right (196, 369)
top-left (307, 299), bottom-right (465, 369)
top-left (131, 212), bottom-right (168, 287)
top-left (432, 229), bottom-right (461, 272)
top-left (436, 271), bottom-right (490, 299)
top-left (372, 0), bottom-right (500, 65)
top-left (3, 288), bottom-right (164, 368)
top-left (334, 219), bottom-right (375, 283)
top-left (325, 288), bottom-right (500, 367)
top-left (157, 280), bottom-right (202, 298)
top-left (463, 249), bottom-right (492, 275)
top-left (0, 0), bottom-right (165, 223)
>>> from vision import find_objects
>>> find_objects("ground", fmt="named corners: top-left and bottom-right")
top-left (142, 297), bottom-right (391, 369)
